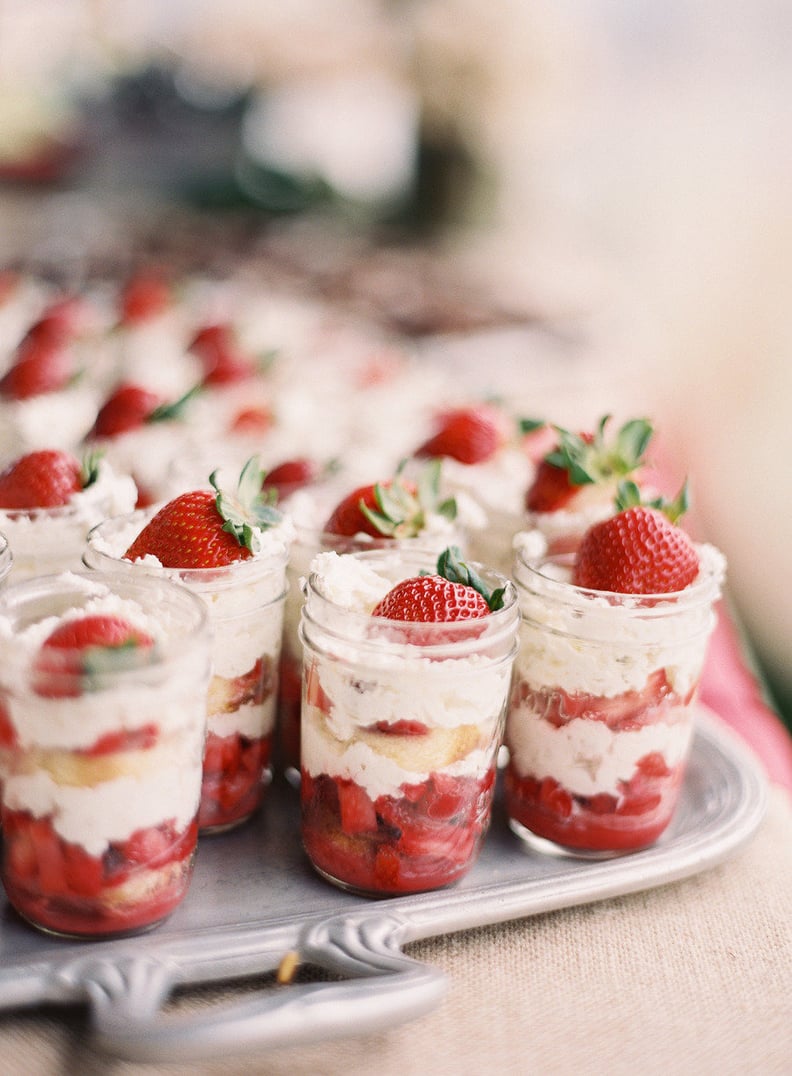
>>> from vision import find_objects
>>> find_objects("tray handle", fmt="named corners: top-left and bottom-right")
top-left (84, 912), bottom-right (447, 1063)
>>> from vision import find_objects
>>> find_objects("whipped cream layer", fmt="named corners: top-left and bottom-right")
top-left (0, 572), bottom-right (209, 855)
top-left (506, 704), bottom-right (693, 797)
top-left (0, 383), bottom-right (101, 462)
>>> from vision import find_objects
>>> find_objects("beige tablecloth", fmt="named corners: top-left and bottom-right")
top-left (1, 781), bottom-right (790, 1076)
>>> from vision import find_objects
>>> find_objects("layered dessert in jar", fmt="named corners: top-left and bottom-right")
top-left (85, 457), bottom-right (293, 833)
top-left (505, 482), bottom-right (726, 856)
top-left (0, 570), bottom-right (210, 937)
top-left (277, 459), bottom-right (475, 776)
top-left (0, 449), bottom-right (137, 581)
top-left (523, 415), bottom-right (654, 556)
top-left (300, 545), bottom-right (519, 895)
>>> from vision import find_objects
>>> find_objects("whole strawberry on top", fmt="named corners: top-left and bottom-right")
top-left (124, 456), bottom-right (283, 569)
top-left (0, 333), bottom-right (76, 401)
top-left (87, 382), bottom-right (199, 440)
top-left (322, 460), bottom-right (457, 540)
top-left (572, 481), bottom-right (699, 595)
top-left (414, 404), bottom-right (507, 466)
top-left (188, 323), bottom-right (259, 387)
top-left (0, 449), bottom-right (100, 510)
top-left (372, 545), bottom-right (506, 621)
top-left (32, 614), bottom-right (155, 698)
top-left (526, 415), bottom-right (653, 514)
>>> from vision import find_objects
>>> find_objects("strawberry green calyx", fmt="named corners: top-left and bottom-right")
top-left (360, 459), bottom-right (457, 539)
top-left (211, 456), bottom-right (283, 554)
top-left (546, 415), bottom-right (654, 487)
top-left (147, 384), bottom-right (202, 424)
top-left (615, 478), bottom-right (690, 524)
top-left (433, 545), bottom-right (506, 612)
top-left (80, 449), bottom-right (104, 490)
top-left (518, 417), bottom-right (546, 435)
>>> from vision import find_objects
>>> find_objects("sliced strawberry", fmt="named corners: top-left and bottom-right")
top-left (415, 405), bottom-right (504, 465)
top-left (366, 719), bottom-right (429, 736)
top-left (124, 456), bottom-right (282, 569)
top-left (0, 449), bottom-right (86, 509)
top-left (83, 724), bottom-right (159, 756)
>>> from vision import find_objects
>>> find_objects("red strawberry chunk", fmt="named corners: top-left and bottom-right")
top-left (337, 780), bottom-right (378, 835)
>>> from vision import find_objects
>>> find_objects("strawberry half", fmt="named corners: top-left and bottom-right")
top-left (124, 456), bottom-right (282, 569)
top-left (526, 415), bottom-right (653, 513)
top-left (572, 482), bottom-right (699, 595)
top-left (323, 460), bottom-right (456, 539)
top-left (0, 449), bottom-right (99, 509)
top-left (33, 614), bottom-right (155, 698)
top-left (414, 405), bottom-right (504, 465)
top-left (372, 546), bottom-right (505, 622)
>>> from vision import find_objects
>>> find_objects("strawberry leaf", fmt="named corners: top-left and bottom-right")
top-left (211, 456), bottom-right (283, 553)
top-left (80, 449), bottom-right (104, 490)
top-left (148, 384), bottom-right (202, 424)
top-left (434, 546), bottom-right (506, 611)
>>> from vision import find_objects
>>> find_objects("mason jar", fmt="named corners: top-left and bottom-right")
top-left (505, 543), bottom-right (726, 857)
top-left (0, 570), bottom-right (210, 938)
top-left (84, 508), bottom-right (291, 834)
top-left (299, 547), bottom-right (520, 896)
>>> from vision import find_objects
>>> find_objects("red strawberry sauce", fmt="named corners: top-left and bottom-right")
top-left (504, 677), bottom-right (693, 854)
top-left (1, 809), bottom-right (197, 937)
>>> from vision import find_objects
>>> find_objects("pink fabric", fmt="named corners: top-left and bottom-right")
top-left (700, 603), bottom-right (792, 790)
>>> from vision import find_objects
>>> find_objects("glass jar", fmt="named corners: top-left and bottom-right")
top-left (84, 509), bottom-right (291, 834)
top-left (299, 547), bottom-right (520, 896)
top-left (0, 532), bottom-right (11, 586)
top-left (0, 570), bottom-right (210, 938)
top-left (505, 544), bottom-right (726, 857)
top-left (278, 502), bottom-right (467, 780)
top-left (0, 460), bottom-right (137, 582)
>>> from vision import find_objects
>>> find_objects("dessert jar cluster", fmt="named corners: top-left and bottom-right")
top-left (504, 544), bottom-right (725, 856)
top-left (0, 571), bottom-right (211, 938)
top-left (84, 511), bottom-right (292, 834)
top-left (299, 549), bottom-right (520, 896)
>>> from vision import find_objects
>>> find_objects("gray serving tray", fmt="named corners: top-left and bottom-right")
top-left (0, 708), bottom-right (768, 1064)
